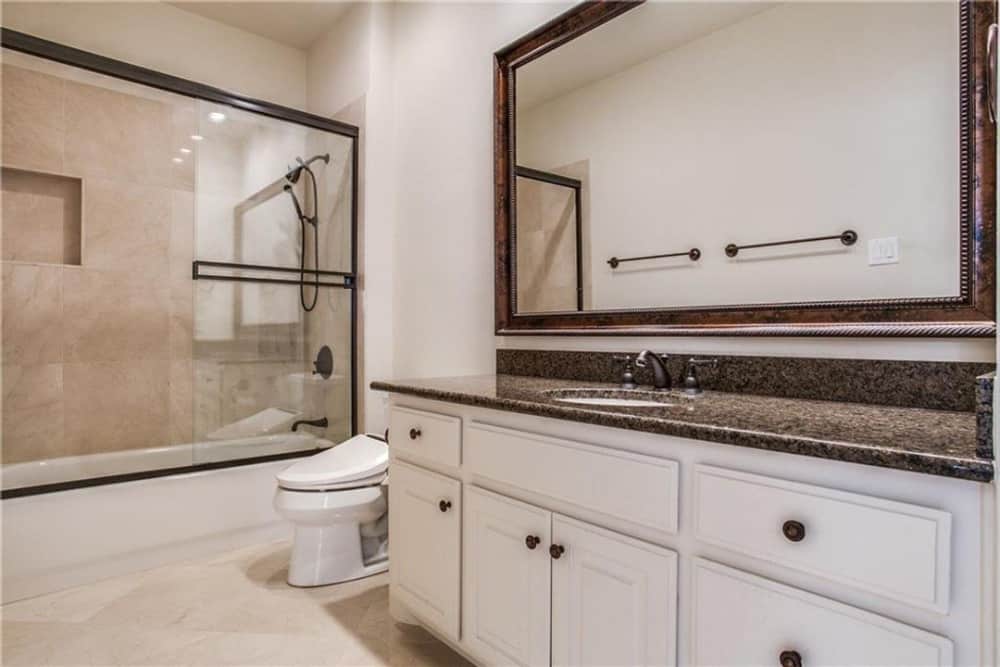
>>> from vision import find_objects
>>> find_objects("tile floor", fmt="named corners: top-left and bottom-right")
top-left (2, 541), bottom-right (472, 666)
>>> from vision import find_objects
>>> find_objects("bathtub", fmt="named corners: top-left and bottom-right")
top-left (2, 432), bottom-right (327, 491)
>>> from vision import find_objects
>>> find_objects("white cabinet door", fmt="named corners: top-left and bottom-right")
top-left (389, 461), bottom-right (461, 641)
top-left (691, 559), bottom-right (953, 667)
top-left (463, 486), bottom-right (552, 666)
top-left (551, 515), bottom-right (678, 667)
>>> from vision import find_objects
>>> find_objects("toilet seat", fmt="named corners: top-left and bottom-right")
top-left (276, 433), bottom-right (388, 492)
top-left (278, 471), bottom-right (388, 492)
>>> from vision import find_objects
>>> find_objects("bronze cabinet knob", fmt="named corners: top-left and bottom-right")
top-left (782, 520), bottom-right (806, 542)
top-left (779, 650), bottom-right (802, 667)
top-left (525, 535), bottom-right (540, 550)
top-left (409, 428), bottom-right (422, 440)
top-left (438, 499), bottom-right (452, 513)
top-left (549, 544), bottom-right (565, 559)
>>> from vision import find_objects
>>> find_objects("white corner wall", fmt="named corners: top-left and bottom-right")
top-left (388, 3), bottom-right (576, 379)
top-left (307, 3), bottom-right (398, 435)
top-left (1, 2), bottom-right (308, 107)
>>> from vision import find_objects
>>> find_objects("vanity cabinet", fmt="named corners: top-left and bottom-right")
top-left (388, 460), bottom-right (462, 641)
top-left (691, 560), bottom-right (953, 666)
top-left (385, 398), bottom-right (988, 666)
top-left (463, 486), bottom-right (678, 667)
top-left (463, 487), bottom-right (552, 665)
top-left (550, 514), bottom-right (677, 667)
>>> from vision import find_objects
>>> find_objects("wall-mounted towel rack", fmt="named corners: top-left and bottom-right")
top-left (724, 230), bottom-right (857, 258)
top-left (192, 260), bottom-right (354, 288)
top-left (608, 248), bottom-right (700, 269)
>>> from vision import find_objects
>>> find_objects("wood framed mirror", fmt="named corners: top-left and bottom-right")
top-left (495, 0), bottom-right (997, 336)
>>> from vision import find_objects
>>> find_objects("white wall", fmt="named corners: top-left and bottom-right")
top-left (519, 2), bottom-right (959, 310)
top-left (388, 2), bottom-right (574, 379)
top-left (307, 3), bottom-right (398, 434)
top-left (2, 2), bottom-right (307, 108)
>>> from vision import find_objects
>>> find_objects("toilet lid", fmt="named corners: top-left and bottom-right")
top-left (276, 434), bottom-right (388, 488)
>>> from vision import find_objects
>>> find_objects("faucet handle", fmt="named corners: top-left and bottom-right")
top-left (612, 355), bottom-right (638, 390)
top-left (682, 358), bottom-right (718, 396)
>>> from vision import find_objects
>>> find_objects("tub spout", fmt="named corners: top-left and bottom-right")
top-left (291, 417), bottom-right (328, 432)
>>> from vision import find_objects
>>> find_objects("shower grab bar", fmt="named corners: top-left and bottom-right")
top-left (192, 260), bottom-right (355, 289)
top-left (608, 248), bottom-right (701, 269)
top-left (724, 229), bottom-right (858, 258)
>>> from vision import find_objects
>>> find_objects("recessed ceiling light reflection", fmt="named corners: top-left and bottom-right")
top-left (179, 147), bottom-right (192, 154)
top-left (208, 111), bottom-right (226, 123)
top-left (190, 134), bottom-right (204, 141)
top-left (172, 157), bottom-right (184, 164)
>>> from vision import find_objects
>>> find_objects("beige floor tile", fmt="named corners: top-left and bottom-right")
top-left (1, 574), bottom-right (144, 625)
top-left (2, 541), bottom-right (471, 667)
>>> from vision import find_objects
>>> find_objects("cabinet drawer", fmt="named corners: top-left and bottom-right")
top-left (389, 405), bottom-right (461, 468)
top-left (692, 559), bottom-right (953, 667)
top-left (389, 461), bottom-right (461, 641)
top-left (693, 465), bottom-right (951, 612)
top-left (466, 422), bottom-right (679, 535)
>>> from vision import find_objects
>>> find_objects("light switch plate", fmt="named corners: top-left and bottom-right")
top-left (868, 237), bottom-right (899, 265)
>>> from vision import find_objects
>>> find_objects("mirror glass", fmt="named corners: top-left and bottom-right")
top-left (513, 2), bottom-right (960, 313)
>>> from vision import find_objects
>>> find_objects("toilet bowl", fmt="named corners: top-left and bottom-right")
top-left (273, 433), bottom-right (389, 587)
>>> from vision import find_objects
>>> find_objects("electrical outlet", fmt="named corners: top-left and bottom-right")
top-left (868, 237), bottom-right (899, 266)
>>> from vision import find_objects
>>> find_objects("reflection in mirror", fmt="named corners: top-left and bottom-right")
top-left (514, 167), bottom-right (584, 312)
top-left (513, 1), bottom-right (961, 313)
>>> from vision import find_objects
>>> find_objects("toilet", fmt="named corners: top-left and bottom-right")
top-left (273, 434), bottom-right (389, 587)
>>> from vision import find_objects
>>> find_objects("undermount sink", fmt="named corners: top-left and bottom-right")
top-left (542, 388), bottom-right (675, 408)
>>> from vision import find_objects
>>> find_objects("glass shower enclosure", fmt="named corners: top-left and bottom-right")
top-left (0, 29), bottom-right (358, 496)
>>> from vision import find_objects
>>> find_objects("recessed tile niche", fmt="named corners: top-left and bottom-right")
top-left (1, 166), bottom-right (82, 265)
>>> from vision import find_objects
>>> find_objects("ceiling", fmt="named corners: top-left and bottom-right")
top-left (168, 2), bottom-right (354, 49)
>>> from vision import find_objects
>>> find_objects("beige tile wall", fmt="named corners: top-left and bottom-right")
top-left (1, 64), bottom-right (196, 464)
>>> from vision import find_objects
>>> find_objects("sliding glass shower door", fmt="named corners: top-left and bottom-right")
top-left (0, 34), bottom-right (358, 495)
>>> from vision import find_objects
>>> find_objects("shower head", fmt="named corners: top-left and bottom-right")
top-left (284, 153), bottom-right (330, 185)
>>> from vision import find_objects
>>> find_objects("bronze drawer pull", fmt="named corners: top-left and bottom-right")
top-left (438, 499), bottom-right (452, 513)
top-left (782, 520), bottom-right (806, 542)
top-left (409, 428), bottom-right (421, 440)
top-left (525, 535), bottom-right (540, 550)
top-left (549, 544), bottom-right (565, 559)
top-left (779, 650), bottom-right (802, 667)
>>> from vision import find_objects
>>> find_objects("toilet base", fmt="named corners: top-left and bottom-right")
top-left (287, 522), bottom-right (388, 587)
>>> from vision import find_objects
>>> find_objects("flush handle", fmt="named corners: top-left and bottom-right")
top-left (409, 428), bottom-right (421, 440)
top-left (782, 520), bottom-right (806, 543)
top-left (438, 499), bottom-right (452, 513)
top-left (779, 650), bottom-right (802, 667)
top-left (525, 535), bottom-right (541, 550)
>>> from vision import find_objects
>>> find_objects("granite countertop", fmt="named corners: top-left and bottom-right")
top-left (370, 374), bottom-right (993, 483)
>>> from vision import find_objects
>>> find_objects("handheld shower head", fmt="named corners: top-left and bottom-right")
top-left (282, 153), bottom-right (330, 313)
top-left (283, 183), bottom-right (306, 223)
